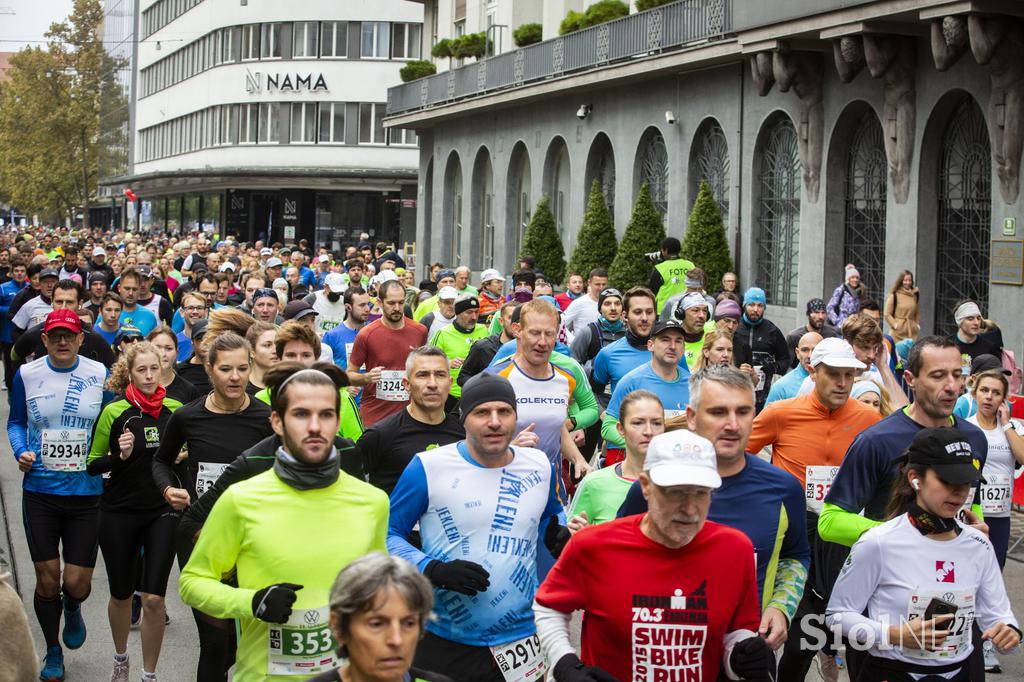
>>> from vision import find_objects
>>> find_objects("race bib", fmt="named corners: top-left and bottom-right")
top-left (905, 588), bottom-right (975, 661)
top-left (195, 461), bottom-right (230, 497)
top-left (377, 370), bottom-right (409, 402)
top-left (805, 465), bottom-right (839, 514)
top-left (754, 366), bottom-right (766, 392)
top-left (40, 429), bottom-right (88, 472)
top-left (490, 634), bottom-right (546, 682)
top-left (267, 605), bottom-right (338, 676)
top-left (979, 472), bottom-right (1012, 515)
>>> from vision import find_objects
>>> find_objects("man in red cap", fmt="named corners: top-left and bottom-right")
top-left (7, 308), bottom-right (110, 680)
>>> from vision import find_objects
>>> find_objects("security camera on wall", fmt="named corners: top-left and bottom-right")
top-left (665, 110), bottom-right (676, 125)
top-left (576, 104), bottom-right (592, 120)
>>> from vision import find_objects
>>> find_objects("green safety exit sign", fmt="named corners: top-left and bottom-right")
top-left (1004, 217), bottom-right (1016, 236)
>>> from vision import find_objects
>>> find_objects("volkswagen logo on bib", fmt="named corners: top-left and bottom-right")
top-left (304, 609), bottom-right (321, 626)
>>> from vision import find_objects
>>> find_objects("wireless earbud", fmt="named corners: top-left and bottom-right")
top-left (911, 479), bottom-right (921, 491)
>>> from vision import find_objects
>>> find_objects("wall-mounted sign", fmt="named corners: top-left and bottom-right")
top-left (991, 239), bottom-right (1024, 285)
top-left (1004, 217), bottom-right (1016, 237)
top-left (245, 69), bottom-right (328, 94)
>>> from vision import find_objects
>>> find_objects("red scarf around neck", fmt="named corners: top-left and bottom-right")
top-left (125, 383), bottom-right (167, 420)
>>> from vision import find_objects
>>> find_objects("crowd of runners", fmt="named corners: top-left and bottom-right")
top-left (0, 226), bottom-right (1020, 682)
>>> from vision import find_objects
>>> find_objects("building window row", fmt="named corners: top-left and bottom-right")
top-left (141, 0), bottom-right (204, 39)
top-left (140, 21), bottom-right (422, 98)
top-left (137, 100), bottom-right (417, 161)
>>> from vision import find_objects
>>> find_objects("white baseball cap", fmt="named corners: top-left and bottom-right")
top-left (810, 337), bottom-right (866, 370)
top-left (438, 285), bottom-right (458, 301)
top-left (318, 254), bottom-right (331, 263)
top-left (260, 247), bottom-right (273, 256)
top-left (324, 272), bottom-right (346, 293)
top-left (643, 430), bottom-right (721, 489)
top-left (480, 268), bottom-right (503, 284)
top-left (219, 261), bottom-right (236, 272)
top-left (92, 247), bottom-right (106, 257)
top-left (266, 257), bottom-right (284, 268)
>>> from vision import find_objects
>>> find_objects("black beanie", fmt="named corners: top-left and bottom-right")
top-left (459, 373), bottom-right (518, 424)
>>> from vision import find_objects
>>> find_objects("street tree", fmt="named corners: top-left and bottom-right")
top-left (567, 180), bottom-right (617, 281)
top-left (519, 195), bottom-right (566, 284)
top-left (0, 0), bottom-right (121, 226)
top-left (609, 183), bottom-right (665, 290)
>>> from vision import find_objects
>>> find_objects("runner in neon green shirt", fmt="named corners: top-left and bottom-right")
top-left (569, 390), bottom-right (664, 526)
top-left (179, 366), bottom-right (388, 681)
top-left (429, 294), bottom-right (489, 400)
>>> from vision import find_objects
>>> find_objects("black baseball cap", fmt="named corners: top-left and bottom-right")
top-left (87, 272), bottom-right (108, 286)
top-left (903, 428), bottom-right (982, 486)
top-left (284, 300), bottom-right (317, 321)
top-left (970, 354), bottom-right (1011, 377)
top-left (650, 319), bottom-right (685, 338)
top-left (191, 319), bottom-right (209, 340)
top-left (39, 268), bottom-right (59, 280)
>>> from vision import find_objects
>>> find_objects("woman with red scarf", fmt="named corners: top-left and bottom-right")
top-left (87, 341), bottom-right (186, 682)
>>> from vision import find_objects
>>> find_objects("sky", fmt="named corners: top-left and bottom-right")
top-left (0, 1), bottom-right (76, 52)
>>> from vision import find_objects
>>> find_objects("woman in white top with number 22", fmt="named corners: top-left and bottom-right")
top-left (826, 427), bottom-right (1020, 682)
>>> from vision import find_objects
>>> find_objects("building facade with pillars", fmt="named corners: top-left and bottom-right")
top-left (387, 0), bottom-right (1024, 346)
top-left (102, 0), bottom-right (422, 250)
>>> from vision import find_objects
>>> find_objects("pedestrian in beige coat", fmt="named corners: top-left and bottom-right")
top-left (885, 269), bottom-right (920, 342)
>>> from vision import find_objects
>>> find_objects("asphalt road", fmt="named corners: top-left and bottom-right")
top-left (2, 393), bottom-right (1024, 681)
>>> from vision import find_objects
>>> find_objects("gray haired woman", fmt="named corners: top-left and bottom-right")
top-left (307, 553), bottom-right (453, 682)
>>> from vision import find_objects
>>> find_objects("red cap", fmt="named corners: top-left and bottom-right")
top-left (43, 309), bottom-right (83, 335)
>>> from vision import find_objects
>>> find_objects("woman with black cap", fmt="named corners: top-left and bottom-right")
top-left (826, 428), bottom-right (1020, 681)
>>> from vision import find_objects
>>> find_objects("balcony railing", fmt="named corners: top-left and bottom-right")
top-left (386, 0), bottom-right (733, 117)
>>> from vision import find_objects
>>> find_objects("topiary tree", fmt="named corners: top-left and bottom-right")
top-left (636, 0), bottom-right (675, 10)
top-left (431, 39), bottom-right (452, 59)
top-left (580, 0), bottom-right (630, 28)
top-left (519, 195), bottom-right (566, 284)
top-left (681, 181), bottom-right (733, 293)
top-left (560, 10), bottom-right (584, 35)
top-left (513, 23), bottom-right (543, 47)
top-left (399, 60), bottom-right (437, 82)
top-left (568, 180), bottom-right (617, 280)
top-left (609, 183), bottom-right (665, 291)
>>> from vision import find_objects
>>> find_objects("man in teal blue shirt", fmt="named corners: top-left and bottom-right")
top-left (765, 331), bottom-right (821, 405)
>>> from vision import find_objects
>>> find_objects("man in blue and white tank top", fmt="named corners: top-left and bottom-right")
top-left (7, 309), bottom-right (109, 680)
top-left (388, 373), bottom-right (564, 682)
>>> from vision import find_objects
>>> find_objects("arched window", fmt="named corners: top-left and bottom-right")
top-left (506, 143), bottom-right (531, 268)
top-left (637, 129), bottom-right (669, 216)
top-left (544, 137), bottom-right (571, 248)
top-left (585, 133), bottom-right (616, 220)
top-left (472, 148), bottom-right (494, 269)
top-left (690, 120), bottom-right (730, 225)
top-left (443, 153), bottom-right (463, 265)
top-left (843, 112), bottom-right (887, 298)
top-left (935, 97), bottom-right (991, 335)
top-left (755, 117), bottom-right (801, 307)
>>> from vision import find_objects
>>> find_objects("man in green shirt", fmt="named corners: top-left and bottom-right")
top-left (647, 237), bottom-right (696, 312)
top-left (430, 294), bottom-right (489, 411)
top-left (179, 365), bottom-right (388, 681)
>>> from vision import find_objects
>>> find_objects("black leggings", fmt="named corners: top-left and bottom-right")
top-left (98, 508), bottom-right (179, 600)
top-left (177, 540), bottom-right (237, 682)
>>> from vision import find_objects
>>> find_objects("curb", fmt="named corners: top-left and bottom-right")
top-left (0, 473), bottom-right (19, 596)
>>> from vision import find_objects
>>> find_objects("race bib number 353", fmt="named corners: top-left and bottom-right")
top-left (267, 605), bottom-right (338, 676)
top-left (40, 429), bottom-right (88, 472)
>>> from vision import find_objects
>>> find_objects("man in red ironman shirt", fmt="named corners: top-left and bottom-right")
top-left (533, 429), bottom-right (777, 682)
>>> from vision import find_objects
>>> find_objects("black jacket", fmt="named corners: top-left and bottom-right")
top-left (456, 333), bottom-right (504, 388)
top-left (738, 317), bottom-right (789, 407)
top-left (176, 433), bottom-right (361, 545)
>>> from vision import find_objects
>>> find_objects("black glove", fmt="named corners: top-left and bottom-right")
top-left (424, 559), bottom-right (490, 595)
top-left (544, 520), bottom-right (571, 558)
top-left (552, 653), bottom-right (618, 682)
top-left (251, 583), bottom-right (303, 623)
top-left (729, 636), bottom-right (775, 681)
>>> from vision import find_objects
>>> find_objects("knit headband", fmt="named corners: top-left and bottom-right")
top-left (954, 302), bottom-right (981, 325)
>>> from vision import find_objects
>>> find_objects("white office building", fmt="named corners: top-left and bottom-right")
top-left (104, 0), bottom-right (423, 249)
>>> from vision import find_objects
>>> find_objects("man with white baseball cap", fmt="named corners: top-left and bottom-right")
top-left (420, 285), bottom-right (458, 339)
top-left (748, 336), bottom-right (883, 679)
top-left (477, 268), bottom-right (504, 324)
top-left (303, 271), bottom-right (348, 337)
top-left (534, 428), bottom-right (773, 682)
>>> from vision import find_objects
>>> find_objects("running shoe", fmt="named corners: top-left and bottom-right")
top-left (39, 645), bottom-right (65, 681)
top-left (130, 593), bottom-right (143, 629)
top-left (61, 595), bottom-right (87, 649)
top-left (164, 608), bottom-right (170, 625)
top-left (110, 655), bottom-right (129, 682)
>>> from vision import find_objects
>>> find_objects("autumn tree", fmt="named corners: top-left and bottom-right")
top-left (0, 0), bottom-right (120, 226)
